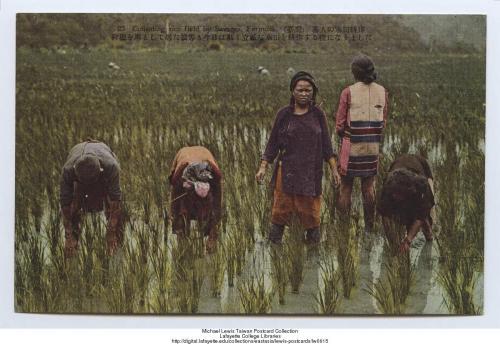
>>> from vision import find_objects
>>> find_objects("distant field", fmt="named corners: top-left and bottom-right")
top-left (14, 49), bottom-right (485, 314)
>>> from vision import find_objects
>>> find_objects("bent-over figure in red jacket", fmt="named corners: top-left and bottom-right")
top-left (168, 146), bottom-right (222, 253)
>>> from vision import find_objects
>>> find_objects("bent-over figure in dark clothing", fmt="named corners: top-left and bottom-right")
top-left (377, 154), bottom-right (435, 254)
top-left (60, 140), bottom-right (123, 257)
top-left (168, 146), bottom-right (222, 254)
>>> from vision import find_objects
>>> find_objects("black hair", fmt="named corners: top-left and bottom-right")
top-left (351, 54), bottom-right (377, 84)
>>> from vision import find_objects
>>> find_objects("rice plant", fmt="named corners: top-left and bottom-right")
top-left (14, 46), bottom-right (484, 314)
top-left (286, 220), bottom-right (306, 294)
top-left (171, 235), bottom-right (204, 313)
top-left (269, 244), bottom-right (289, 305)
top-left (434, 144), bottom-right (483, 314)
top-left (148, 241), bottom-right (173, 313)
top-left (333, 214), bottom-right (359, 298)
top-left (365, 250), bottom-right (414, 314)
top-left (208, 242), bottom-right (226, 298)
top-left (315, 253), bottom-right (342, 314)
top-left (238, 273), bottom-right (274, 314)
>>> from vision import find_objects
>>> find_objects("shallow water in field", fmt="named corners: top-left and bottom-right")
top-left (15, 50), bottom-right (485, 316)
top-left (193, 230), bottom-right (483, 315)
top-left (23, 124), bottom-right (483, 315)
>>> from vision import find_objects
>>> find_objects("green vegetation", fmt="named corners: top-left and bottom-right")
top-left (365, 221), bottom-right (414, 315)
top-left (434, 144), bottom-right (484, 314)
top-left (315, 253), bottom-right (342, 314)
top-left (15, 47), bottom-right (484, 314)
top-left (332, 214), bottom-right (359, 299)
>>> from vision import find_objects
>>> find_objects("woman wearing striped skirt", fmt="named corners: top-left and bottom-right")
top-left (335, 54), bottom-right (389, 231)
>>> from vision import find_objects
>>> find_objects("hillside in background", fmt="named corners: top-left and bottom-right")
top-left (397, 15), bottom-right (485, 52)
top-left (17, 14), bottom-right (486, 54)
top-left (16, 13), bottom-right (430, 53)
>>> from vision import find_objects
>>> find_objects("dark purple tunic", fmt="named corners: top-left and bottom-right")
top-left (262, 104), bottom-right (335, 197)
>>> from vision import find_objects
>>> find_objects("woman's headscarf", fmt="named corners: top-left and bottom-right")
top-left (289, 71), bottom-right (318, 103)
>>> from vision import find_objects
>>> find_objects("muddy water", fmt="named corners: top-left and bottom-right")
top-left (194, 230), bottom-right (483, 314)
top-left (32, 185), bottom-right (483, 315)
top-left (28, 126), bottom-right (484, 314)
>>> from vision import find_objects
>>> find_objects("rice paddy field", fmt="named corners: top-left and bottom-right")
top-left (15, 47), bottom-right (485, 314)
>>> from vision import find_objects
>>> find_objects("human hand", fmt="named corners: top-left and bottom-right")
top-left (206, 237), bottom-right (217, 254)
top-left (332, 168), bottom-right (341, 188)
top-left (256, 162), bottom-right (267, 184)
top-left (61, 206), bottom-right (73, 231)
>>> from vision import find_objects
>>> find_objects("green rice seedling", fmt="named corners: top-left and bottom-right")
top-left (364, 217), bottom-right (413, 314)
top-left (181, 220), bottom-right (207, 259)
top-left (29, 198), bottom-right (43, 233)
top-left (106, 263), bottom-right (137, 314)
top-left (224, 217), bottom-right (249, 277)
top-left (238, 190), bottom-right (257, 245)
top-left (225, 229), bottom-right (237, 287)
top-left (142, 199), bottom-right (151, 225)
top-left (208, 242), bottom-right (226, 297)
top-left (135, 222), bottom-right (151, 267)
top-left (89, 213), bottom-right (111, 282)
top-left (333, 213), bottom-right (359, 298)
top-left (364, 271), bottom-right (396, 314)
top-left (146, 218), bottom-right (162, 255)
top-left (190, 258), bottom-right (205, 313)
top-left (15, 220), bottom-right (30, 253)
top-left (148, 243), bottom-right (173, 313)
top-left (254, 186), bottom-right (272, 240)
top-left (321, 179), bottom-right (337, 250)
top-left (435, 217), bottom-right (482, 314)
top-left (25, 230), bottom-right (46, 296)
top-left (173, 261), bottom-right (204, 313)
top-left (269, 243), bottom-right (289, 305)
top-left (380, 217), bottom-right (404, 258)
top-left (286, 219), bottom-right (306, 294)
top-left (162, 207), bottom-right (170, 246)
top-left (238, 273), bottom-right (274, 314)
top-left (462, 148), bottom-right (484, 267)
top-left (37, 265), bottom-right (65, 313)
top-left (46, 207), bottom-right (63, 259)
top-left (14, 248), bottom-right (29, 312)
top-left (75, 255), bottom-right (98, 305)
top-left (435, 148), bottom-right (461, 245)
top-left (315, 253), bottom-right (342, 314)
top-left (14, 47), bottom-right (485, 314)
top-left (50, 240), bottom-right (69, 283)
top-left (365, 248), bottom-right (414, 314)
top-left (78, 218), bottom-right (101, 294)
top-left (434, 145), bottom-right (483, 314)
top-left (127, 242), bottom-right (151, 312)
top-left (172, 235), bottom-right (204, 313)
top-left (64, 258), bottom-right (86, 312)
top-left (436, 254), bottom-right (481, 315)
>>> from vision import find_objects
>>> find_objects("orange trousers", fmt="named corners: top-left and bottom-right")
top-left (271, 166), bottom-right (321, 229)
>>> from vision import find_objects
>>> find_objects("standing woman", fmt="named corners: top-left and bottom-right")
top-left (335, 54), bottom-right (389, 232)
top-left (256, 71), bottom-right (340, 244)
